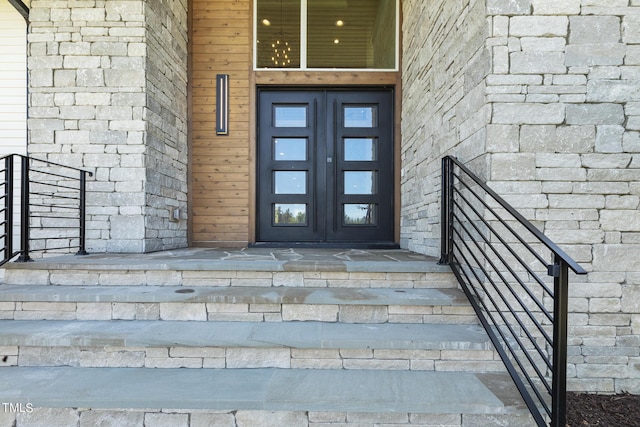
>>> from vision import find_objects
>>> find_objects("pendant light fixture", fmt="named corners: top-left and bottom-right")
top-left (271, 0), bottom-right (292, 67)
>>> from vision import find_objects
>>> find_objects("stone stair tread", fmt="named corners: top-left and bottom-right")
top-left (0, 366), bottom-right (526, 414)
top-left (2, 248), bottom-right (449, 273)
top-left (0, 320), bottom-right (492, 350)
top-left (0, 284), bottom-right (468, 306)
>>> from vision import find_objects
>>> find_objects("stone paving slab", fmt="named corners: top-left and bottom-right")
top-left (0, 320), bottom-right (492, 350)
top-left (0, 367), bottom-right (525, 414)
top-left (0, 284), bottom-right (467, 306)
top-left (3, 248), bottom-right (449, 273)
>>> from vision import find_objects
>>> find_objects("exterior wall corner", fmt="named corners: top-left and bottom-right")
top-left (26, 0), bottom-right (189, 253)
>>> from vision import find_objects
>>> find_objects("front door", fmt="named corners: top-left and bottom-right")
top-left (257, 89), bottom-right (394, 245)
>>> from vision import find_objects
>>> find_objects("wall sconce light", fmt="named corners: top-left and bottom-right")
top-left (216, 74), bottom-right (229, 135)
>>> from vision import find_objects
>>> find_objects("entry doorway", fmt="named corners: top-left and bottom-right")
top-left (256, 88), bottom-right (395, 246)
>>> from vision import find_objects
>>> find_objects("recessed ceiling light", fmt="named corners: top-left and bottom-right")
top-left (262, 19), bottom-right (271, 26)
top-left (334, 39), bottom-right (340, 44)
top-left (336, 20), bottom-right (344, 27)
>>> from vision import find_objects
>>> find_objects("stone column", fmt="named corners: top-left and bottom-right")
top-left (27, 0), bottom-right (188, 253)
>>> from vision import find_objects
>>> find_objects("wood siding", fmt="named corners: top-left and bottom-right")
top-left (190, 0), bottom-right (252, 246)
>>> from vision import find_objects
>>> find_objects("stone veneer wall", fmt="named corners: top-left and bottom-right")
top-left (143, 0), bottom-right (188, 251)
top-left (401, 0), bottom-right (491, 254)
top-left (27, 0), bottom-right (188, 253)
top-left (402, 0), bottom-right (640, 394)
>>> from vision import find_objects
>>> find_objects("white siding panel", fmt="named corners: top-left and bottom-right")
top-left (0, 1), bottom-right (27, 156)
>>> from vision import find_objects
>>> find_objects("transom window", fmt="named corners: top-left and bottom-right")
top-left (255, 0), bottom-right (398, 70)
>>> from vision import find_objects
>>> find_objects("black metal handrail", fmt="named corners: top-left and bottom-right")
top-left (0, 154), bottom-right (92, 265)
top-left (439, 155), bottom-right (586, 427)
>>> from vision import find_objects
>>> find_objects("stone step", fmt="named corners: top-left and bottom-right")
top-left (0, 250), bottom-right (537, 425)
top-left (0, 285), bottom-right (479, 324)
top-left (2, 250), bottom-right (457, 289)
top-left (0, 320), bottom-right (507, 371)
top-left (0, 366), bottom-right (535, 426)
top-left (2, 267), bottom-right (457, 288)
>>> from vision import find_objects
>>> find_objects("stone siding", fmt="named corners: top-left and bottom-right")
top-left (401, 0), bottom-right (491, 255)
top-left (402, 0), bottom-right (640, 394)
top-left (487, 0), bottom-right (640, 395)
top-left (144, 0), bottom-right (189, 252)
top-left (27, 0), bottom-right (188, 253)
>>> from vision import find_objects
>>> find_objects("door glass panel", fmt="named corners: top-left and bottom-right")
top-left (274, 138), bottom-right (307, 161)
top-left (344, 138), bottom-right (376, 161)
top-left (256, 0), bottom-right (301, 68)
top-left (344, 106), bottom-right (377, 128)
top-left (275, 171), bottom-right (307, 194)
top-left (344, 171), bottom-right (375, 195)
top-left (275, 106), bottom-right (307, 127)
top-left (274, 204), bottom-right (307, 225)
top-left (343, 204), bottom-right (377, 225)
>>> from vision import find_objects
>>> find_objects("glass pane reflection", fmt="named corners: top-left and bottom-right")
top-left (344, 106), bottom-right (376, 128)
top-left (275, 171), bottom-right (306, 194)
top-left (274, 204), bottom-right (307, 225)
top-left (257, 0), bottom-right (396, 70)
top-left (274, 138), bottom-right (307, 161)
top-left (306, 0), bottom-right (396, 69)
top-left (256, 0), bottom-right (301, 68)
top-left (343, 204), bottom-right (377, 225)
top-left (344, 138), bottom-right (376, 161)
top-left (275, 106), bottom-right (307, 127)
top-left (344, 171), bottom-right (375, 195)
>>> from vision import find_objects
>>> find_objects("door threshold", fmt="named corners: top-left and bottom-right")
top-left (250, 242), bottom-right (401, 250)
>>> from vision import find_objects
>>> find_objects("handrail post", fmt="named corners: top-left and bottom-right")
top-left (4, 156), bottom-right (14, 260)
top-left (439, 156), bottom-right (453, 265)
top-left (76, 170), bottom-right (88, 255)
top-left (550, 255), bottom-right (569, 427)
top-left (17, 156), bottom-right (31, 262)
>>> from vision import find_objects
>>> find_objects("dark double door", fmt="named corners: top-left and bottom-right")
top-left (257, 89), bottom-right (394, 245)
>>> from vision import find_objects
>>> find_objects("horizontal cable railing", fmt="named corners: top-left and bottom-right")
top-left (0, 154), bottom-right (92, 265)
top-left (439, 156), bottom-right (587, 427)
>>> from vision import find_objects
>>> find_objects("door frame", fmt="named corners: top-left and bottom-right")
top-left (251, 85), bottom-right (400, 247)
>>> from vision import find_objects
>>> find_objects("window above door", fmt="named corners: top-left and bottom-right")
top-left (254, 0), bottom-right (398, 71)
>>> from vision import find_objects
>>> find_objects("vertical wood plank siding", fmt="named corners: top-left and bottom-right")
top-left (190, 0), bottom-right (252, 246)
